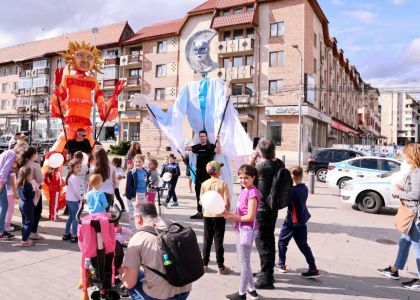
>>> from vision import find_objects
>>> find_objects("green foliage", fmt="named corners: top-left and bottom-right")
top-left (109, 141), bottom-right (131, 155)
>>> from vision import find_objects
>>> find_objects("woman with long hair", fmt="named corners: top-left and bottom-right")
top-left (21, 146), bottom-right (44, 240)
top-left (125, 142), bottom-right (142, 169)
top-left (63, 159), bottom-right (82, 243)
top-left (92, 148), bottom-right (116, 212)
top-left (378, 143), bottom-right (420, 290)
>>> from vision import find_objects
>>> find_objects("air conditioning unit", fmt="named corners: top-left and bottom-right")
top-left (31, 88), bottom-right (36, 94)
top-left (217, 68), bottom-right (226, 80)
top-left (118, 101), bottom-right (126, 112)
top-left (226, 67), bottom-right (238, 80)
top-left (217, 41), bottom-right (226, 54)
top-left (240, 38), bottom-right (253, 51)
top-left (25, 88), bottom-right (31, 95)
top-left (120, 55), bottom-right (129, 66)
top-left (25, 70), bottom-right (31, 77)
top-left (31, 69), bottom-right (37, 77)
top-left (227, 40), bottom-right (239, 53)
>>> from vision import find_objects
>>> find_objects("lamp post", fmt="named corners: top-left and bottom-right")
top-left (292, 44), bottom-right (304, 166)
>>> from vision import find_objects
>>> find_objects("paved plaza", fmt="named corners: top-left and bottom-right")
top-left (1, 174), bottom-right (419, 300)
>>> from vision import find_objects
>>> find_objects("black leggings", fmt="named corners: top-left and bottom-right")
top-left (114, 188), bottom-right (125, 210)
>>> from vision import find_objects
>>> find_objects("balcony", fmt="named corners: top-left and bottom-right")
top-left (128, 54), bottom-right (142, 64)
top-left (18, 88), bottom-right (27, 95)
top-left (36, 68), bottom-right (50, 76)
top-left (231, 95), bottom-right (253, 108)
top-left (127, 77), bottom-right (141, 87)
top-left (35, 86), bottom-right (49, 95)
top-left (217, 65), bottom-right (254, 81)
top-left (217, 38), bottom-right (254, 55)
top-left (103, 79), bottom-right (118, 89)
top-left (104, 57), bottom-right (120, 66)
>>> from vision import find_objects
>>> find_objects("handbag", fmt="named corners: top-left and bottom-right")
top-left (395, 201), bottom-right (416, 235)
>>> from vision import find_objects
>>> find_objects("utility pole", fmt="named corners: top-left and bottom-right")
top-left (292, 44), bottom-right (304, 166)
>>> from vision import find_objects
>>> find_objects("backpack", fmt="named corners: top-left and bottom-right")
top-left (141, 222), bottom-right (204, 287)
top-left (266, 159), bottom-right (293, 211)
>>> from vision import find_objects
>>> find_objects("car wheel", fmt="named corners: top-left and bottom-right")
top-left (357, 191), bottom-right (383, 214)
top-left (316, 168), bottom-right (328, 182)
top-left (338, 177), bottom-right (351, 189)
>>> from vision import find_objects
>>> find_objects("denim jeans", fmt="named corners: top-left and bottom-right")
top-left (129, 271), bottom-right (190, 300)
top-left (65, 201), bottom-right (79, 236)
top-left (394, 221), bottom-right (420, 276)
top-left (0, 185), bottom-right (8, 233)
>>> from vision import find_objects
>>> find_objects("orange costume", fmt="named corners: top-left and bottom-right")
top-left (49, 41), bottom-right (124, 154)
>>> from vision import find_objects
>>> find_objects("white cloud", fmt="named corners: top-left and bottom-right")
top-left (405, 37), bottom-right (420, 63)
top-left (344, 10), bottom-right (377, 23)
top-left (391, 0), bottom-right (406, 5)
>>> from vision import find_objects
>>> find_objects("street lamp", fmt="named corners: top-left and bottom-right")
top-left (292, 44), bottom-right (304, 166)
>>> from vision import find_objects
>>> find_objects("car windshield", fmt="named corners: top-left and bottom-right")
top-left (378, 166), bottom-right (400, 178)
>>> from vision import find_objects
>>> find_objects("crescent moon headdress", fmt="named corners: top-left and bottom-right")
top-left (185, 29), bottom-right (218, 77)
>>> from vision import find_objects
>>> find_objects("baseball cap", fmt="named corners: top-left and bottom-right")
top-left (206, 161), bottom-right (224, 175)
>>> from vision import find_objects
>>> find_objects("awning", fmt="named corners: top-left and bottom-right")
top-left (95, 120), bottom-right (117, 127)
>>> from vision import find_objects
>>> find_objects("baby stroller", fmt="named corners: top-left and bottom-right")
top-left (76, 203), bottom-right (125, 300)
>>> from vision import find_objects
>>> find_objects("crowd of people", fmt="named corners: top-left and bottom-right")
top-left (1, 131), bottom-right (419, 299)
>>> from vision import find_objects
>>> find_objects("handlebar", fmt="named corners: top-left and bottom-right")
top-left (76, 202), bottom-right (122, 224)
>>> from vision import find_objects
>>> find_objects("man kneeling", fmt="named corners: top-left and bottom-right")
top-left (118, 202), bottom-right (192, 300)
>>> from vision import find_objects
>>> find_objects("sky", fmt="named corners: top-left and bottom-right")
top-left (0, 0), bottom-right (419, 90)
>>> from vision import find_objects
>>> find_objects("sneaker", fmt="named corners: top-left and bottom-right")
top-left (14, 240), bottom-right (33, 247)
top-left (62, 234), bottom-right (71, 241)
top-left (274, 263), bottom-right (287, 273)
top-left (204, 265), bottom-right (209, 273)
top-left (71, 236), bottom-right (78, 243)
top-left (255, 278), bottom-right (275, 290)
top-left (162, 202), bottom-right (168, 208)
top-left (190, 212), bottom-right (203, 219)
top-left (301, 268), bottom-right (321, 278)
top-left (225, 292), bottom-right (246, 300)
top-left (0, 231), bottom-right (15, 240)
top-left (377, 266), bottom-right (399, 280)
top-left (29, 233), bottom-right (43, 240)
top-left (247, 289), bottom-right (259, 300)
top-left (171, 202), bottom-right (179, 207)
top-left (5, 226), bottom-right (14, 232)
top-left (218, 266), bottom-right (232, 275)
top-left (401, 278), bottom-right (420, 290)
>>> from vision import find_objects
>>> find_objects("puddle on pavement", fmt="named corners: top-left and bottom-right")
top-left (376, 238), bottom-right (397, 245)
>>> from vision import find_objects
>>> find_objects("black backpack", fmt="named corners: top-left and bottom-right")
top-left (266, 160), bottom-right (293, 211)
top-left (140, 222), bottom-right (204, 287)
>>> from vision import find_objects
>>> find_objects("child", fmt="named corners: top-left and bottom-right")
top-left (225, 164), bottom-right (260, 300)
top-left (15, 167), bottom-right (36, 247)
top-left (144, 151), bottom-right (152, 167)
top-left (73, 151), bottom-right (88, 195)
top-left (63, 159), bottom-right (83, 243)
top-left (45, 166), bottom-right (64, 221)
top-left (159, 155), bottom-right (169, 197)
top-left (145, 159), bottom-right (159, 203)
top-left (86, 174), bottom-right (108, 214)
top-left (275, 166), bottom-right (319, 278)
top-left (5, 161), bottom-right (18, 232)
top-left (162, 154), bottom-right (180, 207)
top-left (112, 157), bottom-right (126, 211)
top-left (125, 154), bottom-right (148, 232)
top-left (200, 161), bottom-right (231, 275)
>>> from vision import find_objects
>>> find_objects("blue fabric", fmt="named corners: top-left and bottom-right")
top-left (285, 184), bottom-right (311, 226)
top-left (278, 223), bottom-right (316, 269)
top-left (199, 79), bottom-right (208, 130)
top-left (126, 170), bottom-right (137, 200)
top-left (19, 202), bottom-right (34, 241)
top-left (65, 201), bottom-right (79, 236)
top-left (162, 163), bottom-right (180, 181)
top-left (0, 185), bottom-right (8, 233)
top-left (129, 271), bottom-right (190, 300)
top-left (86, 190), bottom-right (108, 213)
top-left (136, 168), bottom-right (148, 193)
top-left (394, 222), bottom-right (420, 276)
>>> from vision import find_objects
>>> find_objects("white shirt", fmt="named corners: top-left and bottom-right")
top-left (98, 165), bottom-right (116, 195)
top-left (66, 174), bottom-right (82, 202)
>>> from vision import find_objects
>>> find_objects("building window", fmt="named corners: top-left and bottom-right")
top-left (130, 47), bottom-right (142, 55)
top-left (1, 83), bottom-right (7, 93)
top-left (102, 68), bottom-right (118, 80)
top-left (233, 56), bottom-right (243, 67)
top-left (155, 64), bottom-right (167, 77)
top-left (223, 58), bottom-right (232, 68)
top-left (314, 58), bottom-right (317, 73)
top-left (268, 122), bottom-right (282, 146)
top-left (233, 7), bottom-right (243, 14)
top-left (155, 88), bottom-right (165, 100)
top-left (105, 49), bottom-right (119, 57)
top-left (269, 80), bottom-right (284, 95)
top-left (314, 33), bottom-right (317, 48)
top-left (233, 29), bottom-right (243, 40)
top-left (129, 68), bottom-right (141, 77)
top-left (246, 5), bottom-right (254, 12)
top-left (269, 51), bottom-right (285, 66)
top-left (157, 41), bottom-right (167, 53)
top-left (246, 28), bottom-right (254, 38)
top-left (223, 9), bottom-right (230, 16)
top-left (223, 31), bottom-right (231, 41)
top-left (245, 83), bottom-right (253, 96)
top-left (32, 76), bottom-right (49, 87)
top-left (270, 22), bottom-right (285, 37)
top-left (246, 55), bottom-right (254, 66)
top-left (33, 60), bottom-right (48, 69)
top-left (232, 84), bottom-right (242, 96)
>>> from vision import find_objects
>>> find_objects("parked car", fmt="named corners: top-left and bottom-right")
top-left (326, 157), bottom-right (401, 189)
top-left (340, 167), bottom-right (400, 213)
top-left (0, 134), bottom-right (13, 152)
top-left (307, 148), bottom-right (364, 182)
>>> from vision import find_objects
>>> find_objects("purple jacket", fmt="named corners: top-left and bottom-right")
top-left (0, 150), bottom-right (16, 186)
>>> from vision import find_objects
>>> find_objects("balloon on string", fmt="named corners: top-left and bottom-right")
top-left (49, 153), bottom-right (64, 168)
top-left (162, 172), bottom-right (172, 182)
top-left (201, 191), bottom-right (225, 214)
top-left (82, 152), bottom-right (89, 165)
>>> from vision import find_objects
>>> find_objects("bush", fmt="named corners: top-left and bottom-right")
top-left (109, 141), bottom-right (131, 155)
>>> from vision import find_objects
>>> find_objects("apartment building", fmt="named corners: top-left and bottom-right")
top-left (0, 22), bottom-right (133, 141)
top-left (380, 92), bottom-right (419, 145)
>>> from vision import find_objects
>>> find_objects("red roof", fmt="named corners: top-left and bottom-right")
top-left (212, 11), bottom-right (254, 28)
top-left (188, 0), bottom-right (217, 14)
top-left (123, 18), bottom-right (185, 44)
top-left (216, 0), bottom-right (255, 9)
top-left (0, 22), bottom-right (130, 64)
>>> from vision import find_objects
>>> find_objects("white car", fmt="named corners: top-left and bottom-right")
top-left (340, 168), bottom-right (400, 213)
top-left (325, 157), bottom-right (401, 189)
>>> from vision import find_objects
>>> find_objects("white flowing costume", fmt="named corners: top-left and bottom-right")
top-left (147, 77), bottom-right (253, 202)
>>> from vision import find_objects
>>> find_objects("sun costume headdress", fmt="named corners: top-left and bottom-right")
top-left (60, 40), bottom-right (103, 74)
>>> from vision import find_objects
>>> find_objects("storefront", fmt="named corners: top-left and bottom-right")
top-left (329, 118), bottom-right (359, 146)
top-left (119, 111), bottom-right (141, 142)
